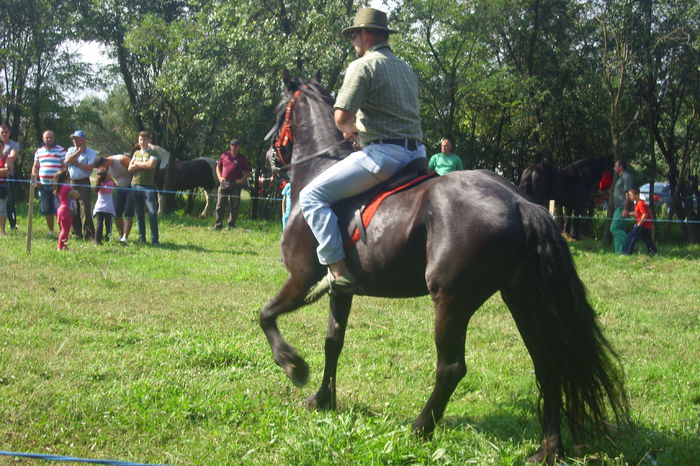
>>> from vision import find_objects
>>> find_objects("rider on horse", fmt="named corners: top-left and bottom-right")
top-left (300, 8), bottom-right (427, 302)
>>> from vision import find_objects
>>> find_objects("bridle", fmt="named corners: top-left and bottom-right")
top-left (268, 83), bottom-right (350, 168)
top-left (271, 86), bottom-right (306, 166)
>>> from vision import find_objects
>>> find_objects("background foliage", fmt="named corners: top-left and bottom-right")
top-left (1, 0), bottom-right (698, 237)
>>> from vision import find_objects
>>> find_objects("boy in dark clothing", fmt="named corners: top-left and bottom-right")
top-left (623, 187), bottom-right (657, 255)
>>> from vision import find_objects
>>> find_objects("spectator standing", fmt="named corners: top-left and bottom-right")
top-left (609, 160), bottom-right (634, 254)
top-left (65, 130), bottom-right (97, 240)
top-left (95, 153), bottom-right (133, 243)
top-left (54, 169), bottom-right (79, 250)
top-left (428, 138), bottom-right (463, 175)
top-left (0, 124), bottom-right (20, 229)
top-left (623, 187), bottom-right (657, 255)
top-left (0, 139), bottom-right (8, 235)
top-left (32, 130), bottom-right (66, 236)
top-left (214, 138), bottom-right (250, 229)
top-left (92, 169), bottom-right (117, 245)
top-left (128, 131), bottom-right (160, 245)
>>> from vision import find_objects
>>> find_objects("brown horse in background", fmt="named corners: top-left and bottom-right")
top-left (259, 76), bottom-right (628, 463)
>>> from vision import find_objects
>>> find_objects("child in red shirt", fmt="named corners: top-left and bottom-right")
top-left (622, 187), bottom-right (657, 255)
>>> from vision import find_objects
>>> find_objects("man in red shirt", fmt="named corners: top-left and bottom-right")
top-left (623, 187), bottom-right (657, 255)
top-left (214, 138), bottom-right (250, 229)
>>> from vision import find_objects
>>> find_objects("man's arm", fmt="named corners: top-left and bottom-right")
top-left (143, 156), bottom-right (159, 171)
top-left (334, 108), bottom-right (358, 142)
top-left (638, 212), bottom-right (648, 226)
top-left (6, 146), bottom-right (19, 172)
top-left (65, 147), bottom-right (83, 165)
top-left (237, 170), bottom-right (250, 185)
top-left (127, 157), bottom-right (139, 173)
top-left (216, 162), bottom-right (223, 182)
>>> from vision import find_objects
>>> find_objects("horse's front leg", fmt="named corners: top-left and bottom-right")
top-left (304, 293), bottom-right (353, 411)
top-left (260, 276), bottom-right (315, 387)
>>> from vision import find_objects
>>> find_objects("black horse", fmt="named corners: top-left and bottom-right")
top-left (518, 157), bottom-right (613, 239)
top-left (259, 76), bottom-right (627, 463)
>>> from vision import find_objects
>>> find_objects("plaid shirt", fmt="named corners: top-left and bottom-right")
top-left (334, 44), bottom-right (423, 147)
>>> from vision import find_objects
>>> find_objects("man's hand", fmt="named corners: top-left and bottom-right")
top-left (334, 108), bottom-right (358, 142)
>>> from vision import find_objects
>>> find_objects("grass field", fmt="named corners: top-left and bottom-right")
top-left (1, 202), bottom-right (699, 465)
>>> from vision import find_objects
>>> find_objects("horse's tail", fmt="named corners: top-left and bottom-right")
top-left (519, 203), bottom-right (629, 439)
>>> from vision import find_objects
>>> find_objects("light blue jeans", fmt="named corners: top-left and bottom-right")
top-left (300, 142), bottom-right (426, 265)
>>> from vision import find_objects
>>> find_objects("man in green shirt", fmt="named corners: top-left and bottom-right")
top-left (128, 131), bottom-right (160, 245)
top-left (301, 8), bottom-right (426, 302)
top-left (428, 138), bottom-right (463, 175)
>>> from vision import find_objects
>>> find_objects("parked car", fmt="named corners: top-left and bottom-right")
top-left (639, 182), bottom-right (672, 206)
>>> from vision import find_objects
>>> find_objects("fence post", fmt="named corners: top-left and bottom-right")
top-left (26, 174), bottom-right (36, 254)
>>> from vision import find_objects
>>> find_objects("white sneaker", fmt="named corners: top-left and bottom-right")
top-left (48, 230), bottom-right (55, 237)
top-left (119, 235), bottom-right (128, 244)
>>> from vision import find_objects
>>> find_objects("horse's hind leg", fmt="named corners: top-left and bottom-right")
top-left (260, 276), bottom-right (315, 387)
top-left (200, 188), bottom-right (215, 217)
top-left (304, 293), bottom-right (352, 411)
top-left (412, 293), bottom-right (473, 436)
top-left (501, 285), bottom-right (564, 464)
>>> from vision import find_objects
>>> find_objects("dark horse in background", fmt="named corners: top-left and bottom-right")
top-left (152, 148), bottom-right (219, 216)
top-left (518, 157), bottom-right (613, 239)
top-left (259, 76), bottom-right (627, 463)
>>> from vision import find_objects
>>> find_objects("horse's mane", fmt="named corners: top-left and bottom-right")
top-left (562, 156), bottom-right (612, 181)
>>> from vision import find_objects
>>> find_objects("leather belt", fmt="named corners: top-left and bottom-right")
top-left (368, 138), bottom-right (420, 151)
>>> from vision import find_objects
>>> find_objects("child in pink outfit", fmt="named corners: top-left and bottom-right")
top-left (54, 170), bottom-right (78, 250)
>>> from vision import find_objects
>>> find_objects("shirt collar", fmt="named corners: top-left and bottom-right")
top-left (369, 43), bottom-right (390, 52)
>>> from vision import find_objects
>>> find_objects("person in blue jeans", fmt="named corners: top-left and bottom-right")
top-left (128, 131), bottom-right (160, 245)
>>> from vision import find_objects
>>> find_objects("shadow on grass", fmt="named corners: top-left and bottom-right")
top-left (393, 397), bottom-right (699, 464)
top-left (141, 241), bottom-right (259, 256)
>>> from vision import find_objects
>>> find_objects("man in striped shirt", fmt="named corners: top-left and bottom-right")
top-left (32, 130), bottom-right (66, 235)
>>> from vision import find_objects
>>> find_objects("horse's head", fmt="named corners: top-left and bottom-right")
top-left (266, 70), bottom-right (347, 174)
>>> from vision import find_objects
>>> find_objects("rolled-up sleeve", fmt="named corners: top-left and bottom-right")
top-left (334, 61), bottom-right (368, 114)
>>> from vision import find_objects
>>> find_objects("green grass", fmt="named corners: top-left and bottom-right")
top-left (1, 204), bottom-right (699, 465)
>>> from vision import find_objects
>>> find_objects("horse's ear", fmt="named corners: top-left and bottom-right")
top-left (283, 68), bottom-right (292, 90)
top-left (314, 70), bottom-right (322, 85)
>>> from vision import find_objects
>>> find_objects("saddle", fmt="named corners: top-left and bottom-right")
top-left (332, 158), bottom-right (436, 248)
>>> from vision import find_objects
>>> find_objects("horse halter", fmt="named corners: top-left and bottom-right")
top-left (272, 86), bottom-right (307, 166)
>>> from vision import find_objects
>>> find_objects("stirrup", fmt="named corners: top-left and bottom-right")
top-left (304, 274), bottom-right (358, 304)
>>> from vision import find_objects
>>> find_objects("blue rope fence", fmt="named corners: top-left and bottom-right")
top-left (4, 177), bottom-right (699, 224)
top-left (3, 177), bottom-right (284, 202)
top-left (0, 450), bottom-right (167, 465)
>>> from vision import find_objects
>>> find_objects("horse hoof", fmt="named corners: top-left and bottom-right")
top-left (282, 355), bottom-right (309, 387)
top-left (302, 394), bottom-right (332, 411)
top-left (526, 446), bottom-right (563, 464)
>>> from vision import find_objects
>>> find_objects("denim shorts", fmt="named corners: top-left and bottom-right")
top-left (38, 185), bottom-right (58, 215)
top-left (114, 186), bottom-right (134, 218)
